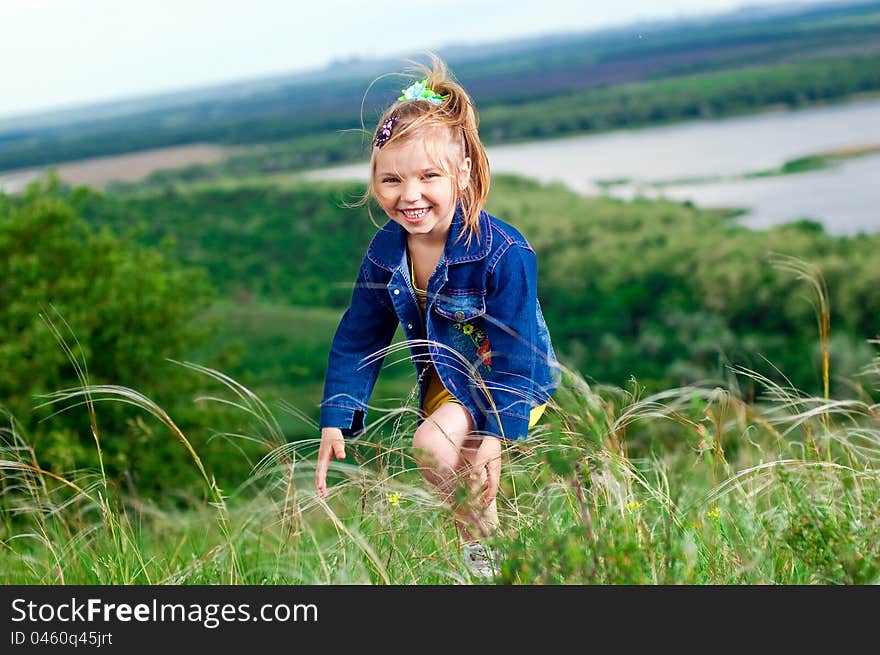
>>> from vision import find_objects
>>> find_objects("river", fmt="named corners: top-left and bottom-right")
top-left (304, 96), bottom-right (880, 236)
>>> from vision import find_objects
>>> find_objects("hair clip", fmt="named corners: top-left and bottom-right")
top-left (398, 79), bottom-right (448, 105)
top-left (374, 115), bottom-right (398, 149)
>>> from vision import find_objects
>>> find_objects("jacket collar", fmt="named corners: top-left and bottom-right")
top-left (367, 206), bottom-right (492, 272)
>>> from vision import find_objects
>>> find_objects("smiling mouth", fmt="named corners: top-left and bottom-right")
top-left (400, 207), bottom-right (431, 220)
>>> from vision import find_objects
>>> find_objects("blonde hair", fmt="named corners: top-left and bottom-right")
top-left (361, 53), bottom-right (490, 246)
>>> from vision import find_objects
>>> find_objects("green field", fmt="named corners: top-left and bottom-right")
top-left (4, 173), bottom-right (880, 583)
top-left (189, 300), bottom-right (419, 439)
top-left (2, 352), bottom-right (878, 584)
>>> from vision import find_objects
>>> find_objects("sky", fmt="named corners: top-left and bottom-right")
top-left (1, 0), bottom-right (773, 119)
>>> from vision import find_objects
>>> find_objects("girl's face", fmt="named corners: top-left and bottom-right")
top-left (372, 129), bottom-right (471, 240)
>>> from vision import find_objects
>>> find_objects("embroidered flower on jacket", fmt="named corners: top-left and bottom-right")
top-left (477, 339), bottom-right (492, 368)
top-left (454, 322), bottom-right (492, 371)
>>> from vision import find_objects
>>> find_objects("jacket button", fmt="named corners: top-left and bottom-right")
top-left (407, 323), bottom-right (413, 330)
top-left (393, 289), bottom-right (400, 295)
top-left (455, 311), bottom-right (465, 320)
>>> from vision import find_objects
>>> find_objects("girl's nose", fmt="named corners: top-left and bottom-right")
top-left (402, 181), bottom-right (422, 202)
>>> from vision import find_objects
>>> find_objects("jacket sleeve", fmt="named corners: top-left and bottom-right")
top-left (320, 256), bottom-right (398, 436)
top-left (481, 243), bottom-right (542, 441)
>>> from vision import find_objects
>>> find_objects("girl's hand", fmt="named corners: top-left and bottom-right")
top-left (474, 436), bottom-right (503, 505)
top-left (315, 427), bottom-right (346, 498)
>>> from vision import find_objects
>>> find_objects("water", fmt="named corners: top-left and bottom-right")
top-left (305, 97), bottom-right (880, 235)
top-left (0, 169), bottom-right (42, 194)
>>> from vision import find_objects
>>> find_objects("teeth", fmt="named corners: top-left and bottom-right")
top-left (402, 208), bottom-right (429, 218)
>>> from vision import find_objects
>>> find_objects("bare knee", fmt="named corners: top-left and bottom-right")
top-left (412, 402), bottom-right (475, 493)
top-left (412, 422), bottom-right (460, 484)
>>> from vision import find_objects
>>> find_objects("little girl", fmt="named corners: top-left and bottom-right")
top-left (314, 55), bottom-right (560, 579)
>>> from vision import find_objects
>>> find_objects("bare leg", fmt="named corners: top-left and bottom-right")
top-left (411, 402), bottom-right (496, 542)
top-left (460, 434), bottom-right (499, 541)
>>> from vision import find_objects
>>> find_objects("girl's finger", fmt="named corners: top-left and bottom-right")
top-left (332, 440), bottom-right (346, 459)
top-left (315, 455), bottom-right (328, 492)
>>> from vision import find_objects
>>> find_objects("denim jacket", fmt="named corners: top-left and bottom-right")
top-left (320, 207), bottom-right (560, 441)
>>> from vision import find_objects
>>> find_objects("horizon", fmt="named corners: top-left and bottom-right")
top-left (0, 0), bottom-right (798, 121)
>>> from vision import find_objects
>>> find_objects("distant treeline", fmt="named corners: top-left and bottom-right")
top-left (78, 182), bottom-right (376, 307)
top-left (478, 56), bottom-right (880, 141)
top-left (131, 55), bottom-right (880, 189)
top-left (2, 1), bottom-right (880, 172)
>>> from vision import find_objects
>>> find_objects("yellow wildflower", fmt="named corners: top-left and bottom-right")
top-left (625, 501), bottom-right (642, 512)
top-left (463, 324), bottom-right (474, 335)
top-left (385, 491), bottom-right (400, 508)
top-left (706, 507), bottom-right (720, 520)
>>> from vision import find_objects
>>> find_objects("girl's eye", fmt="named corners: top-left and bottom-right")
top-left (423, 172), bottom-right (440, 179)
top-left (382, 177), bottom-right (399, 183)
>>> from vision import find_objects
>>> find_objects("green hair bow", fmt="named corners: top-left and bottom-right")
top-left (398, 79), bottom-right (448, 105)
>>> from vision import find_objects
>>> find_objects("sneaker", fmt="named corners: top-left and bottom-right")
top-left (462, 542), bottom-right (499, 580)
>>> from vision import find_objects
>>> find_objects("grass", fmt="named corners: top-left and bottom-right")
top-left (189, 299), bottom-right (420, 439)
top-left (1, 264), bottom-right (878, 585)
top-left (2, 355), bottom-right (878, 585)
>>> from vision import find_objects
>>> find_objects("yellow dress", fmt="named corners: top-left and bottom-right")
top-left (411, 253), bottom-right (547, 428)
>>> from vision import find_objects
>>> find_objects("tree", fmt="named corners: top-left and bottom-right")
top-left (0, 176), bottom-right (215, 488)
